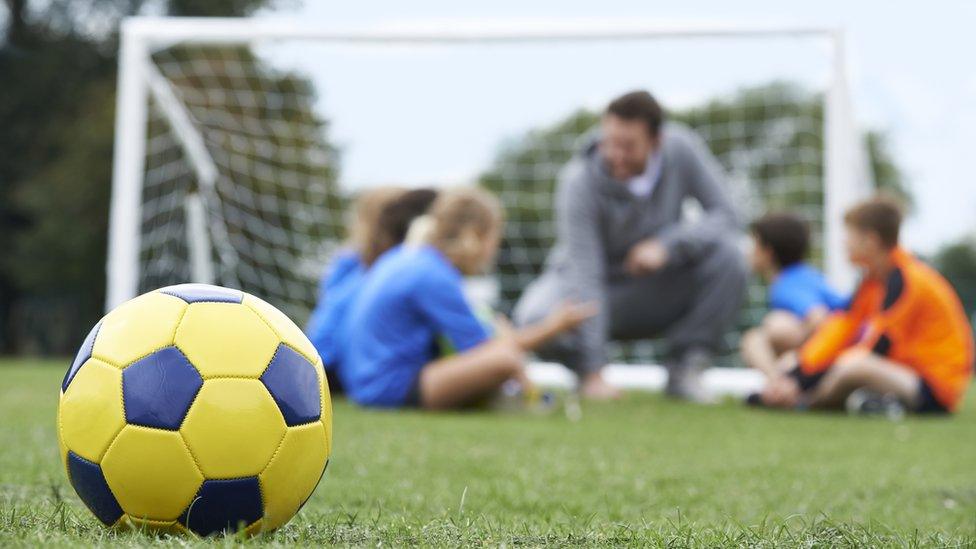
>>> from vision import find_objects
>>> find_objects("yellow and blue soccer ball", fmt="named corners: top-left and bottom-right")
top-left (57, 284), bottom-right (332, 535)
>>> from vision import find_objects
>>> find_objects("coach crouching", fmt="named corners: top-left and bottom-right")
top-left (514, 90), bottom-right (747, 402)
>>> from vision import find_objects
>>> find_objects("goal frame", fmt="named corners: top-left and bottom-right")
top-left (107, 16), bottom-right (871, 311)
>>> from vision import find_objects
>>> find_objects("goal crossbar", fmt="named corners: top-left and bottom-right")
top-left (107, 16), bottom-right (869, 311)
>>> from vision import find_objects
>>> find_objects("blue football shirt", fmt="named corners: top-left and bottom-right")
top-left (305, 249), bottom-right (365, 369)
top-left (342, 245), bottom-right (490, 407)
top-left (769, 262), bottom-right (848, 318)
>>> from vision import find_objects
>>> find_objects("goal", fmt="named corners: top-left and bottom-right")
top-left (108, 18), bottom-right (871, 358)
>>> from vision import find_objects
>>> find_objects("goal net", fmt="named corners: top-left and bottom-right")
top-left (109, 19), bottom-right (870, 362)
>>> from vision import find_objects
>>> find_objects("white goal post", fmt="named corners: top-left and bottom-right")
top-left (108, 16), bottom-right (872, 323)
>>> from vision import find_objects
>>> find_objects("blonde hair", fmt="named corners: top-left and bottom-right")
top-left (428, 187), bottom-right (505, 272)
top-left (347, 186), bottom-right (404, 265)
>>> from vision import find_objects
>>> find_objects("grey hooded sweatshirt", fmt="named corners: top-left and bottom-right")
top-left (540, 121), bottom-right (741, 371)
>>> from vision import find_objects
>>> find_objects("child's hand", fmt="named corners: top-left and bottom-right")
top-left (545, 301), bottom-right (599, 332)
top-left (761, 374), bottom-right (801, 408)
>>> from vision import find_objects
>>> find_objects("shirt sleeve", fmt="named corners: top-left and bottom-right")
top-left (769, 279), bottom-right (821, 319)
top-left (414, 268), bottom-right (490, 353)
top-left (656, 128), bottom-right (740, 267)
top-left (795, 282), bottom-right (873, 382)
top-left (555, 163), bottom-right (609, 372)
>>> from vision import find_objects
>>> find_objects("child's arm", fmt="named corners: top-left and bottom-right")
top-left (802, 305), bottom-right (829, 335)
top-left (512, 301), bottom-right (598, 352)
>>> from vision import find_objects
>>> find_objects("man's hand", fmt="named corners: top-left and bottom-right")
top-left (761, 374), bottom-right (801, 409)
top-left (543, 300), bottom-right (599, 333)
top-left (624, 238), bottom-right (669, 276)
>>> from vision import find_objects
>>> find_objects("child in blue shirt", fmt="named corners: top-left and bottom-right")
top-left (741, 212), bottom-right (847, 378)
top-left (342, 187), bottom-right (595, 409)
top-left (307, 187), bottom-right (439, 392)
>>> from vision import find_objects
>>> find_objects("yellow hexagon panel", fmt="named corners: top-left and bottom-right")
top-left (258, 422), bottom-right (330, 531)
top-left (243, 294), bottom-right (319, 365)
top-left (181, 379), bottom-right (287, 478)
top-left (119, 515), bottom-right (188, 535)
top-left (101, 426), bottom-right (203, 521)
top-left (175, 302), bottom-right (279, 378)
top-left (92, 292), bottom-right (187, 367)
top-left (58, 359), bottom-right (125, 463)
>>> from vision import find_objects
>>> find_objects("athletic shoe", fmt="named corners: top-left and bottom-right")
top-left (845, 388), bottom-right (906, 420)
top-left (489, 380), bottom-right (558, 415)
top-left (665, 348), bottom-right (715, 404)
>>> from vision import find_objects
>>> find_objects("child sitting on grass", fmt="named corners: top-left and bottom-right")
top-left (307, 187), bottom-right (439, 393)
top-left (759, 196), bottom-right (974, 414)
top-left (741, 213), bottom-right (847, 378)
top-left (342, 187), bottom-right (596, 409)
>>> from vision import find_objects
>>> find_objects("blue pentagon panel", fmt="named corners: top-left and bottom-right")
top-left (160, 283), bottom-right (243, 304)
top-left (179, 477), bottom-right (263, 536)
top-left (123, 346), bottom-right (203, 430)
top-left (66, 451), bottom-right (124, 526)
top-left (62, 321), bottom-right (102, 392)
top-left (260, 344), bottom-right (321, 426)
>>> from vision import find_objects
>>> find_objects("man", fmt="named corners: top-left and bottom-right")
top-left (515, 90), bottom-right (747, 401)
top-left (760, 196), bottom-right (974, 414)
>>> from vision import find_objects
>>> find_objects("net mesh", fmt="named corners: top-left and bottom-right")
top-left (135, 39), bottom-right (835, 363)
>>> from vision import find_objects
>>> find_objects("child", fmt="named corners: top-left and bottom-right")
top-left (741, 213), bottom-right (847, 378)
top-left (760, 196), bottom-right (974, 414)
top-left (305, 187), bottom-right (405, 392)
top-left (342, 187), bottom-right (596, 410)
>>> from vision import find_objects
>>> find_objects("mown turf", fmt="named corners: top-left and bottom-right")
top-left (1, 359), bottom-right (974, 547)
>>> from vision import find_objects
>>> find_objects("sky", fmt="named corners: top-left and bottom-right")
top-left (254, 0), bottom-right (976, 254)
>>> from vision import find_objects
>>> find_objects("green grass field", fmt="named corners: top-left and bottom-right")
top-left (1, 360), bottom-right (974, 547)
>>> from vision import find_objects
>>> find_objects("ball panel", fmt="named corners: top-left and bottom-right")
top-left (244, 519), bottom-right (265, 537)
top-left (243, 294), bottom-right (319, 365)
top-left (101, 426), bottom-right (204, 521)
top-left (180, 379), bottom-right (287, 478)
top-left (66, 451), bottom-right (124, 526)
top-left (178, 477), bottom-right (263, 536)
top-left (261, 344), bottom-right (321, 426)
top-left (123, 347), bottom-right (202, 430)
top-left (258, 422), bottom-right (329, 531)
top-left (62, 321), bottom-right (101, 392)
top-left (319, 365), bottom-right (333, 457)
top-left (92, 292), bottom-right (187, 367)
top-left (119, 516), bottom-right (189, 535)
top-left (174, 303), bottom-right (279, 379)
top-left (159, 283), bottom-right (244, 304)
top-left (59, 358), bottom-right (125, 462)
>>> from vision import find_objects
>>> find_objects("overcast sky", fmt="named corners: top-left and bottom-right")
top-left (257, 0), bottom-right (976, 254)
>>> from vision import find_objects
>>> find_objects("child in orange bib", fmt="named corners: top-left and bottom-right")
top-left (760, 196), bottom-right (974, 414)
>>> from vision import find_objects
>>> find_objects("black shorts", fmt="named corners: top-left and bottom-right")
top-left (402, 371), bottom-right (424, 408)
top-left (915, 378), bottom-right (950, 415)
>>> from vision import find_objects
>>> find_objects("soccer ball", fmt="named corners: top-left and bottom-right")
top-left (57, 284), bottom-right (332, 535)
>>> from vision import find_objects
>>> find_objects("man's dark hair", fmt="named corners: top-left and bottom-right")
top-left (606, 90), bottom-right (665, 136)
top-left (843, 195), bottom-right (903, 249)
top-left (750, 213), bottom-right (810, 268)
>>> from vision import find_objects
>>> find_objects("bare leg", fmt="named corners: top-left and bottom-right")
top-left (740, 327), bottom-right (778, 378)
top-left (807, 352), bottom-right (921, 410)
top-left (741, 312), bottom-right (806, 379)
top-left (418, 339), bottom-right (527, 410)
top-left (764, 311), bottom-right (807, 355)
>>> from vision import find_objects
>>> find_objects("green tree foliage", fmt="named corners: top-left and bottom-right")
top-left (0, 0), bottom-right (303, 353)
top-left (933, 236), bottom-right (976, 322)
